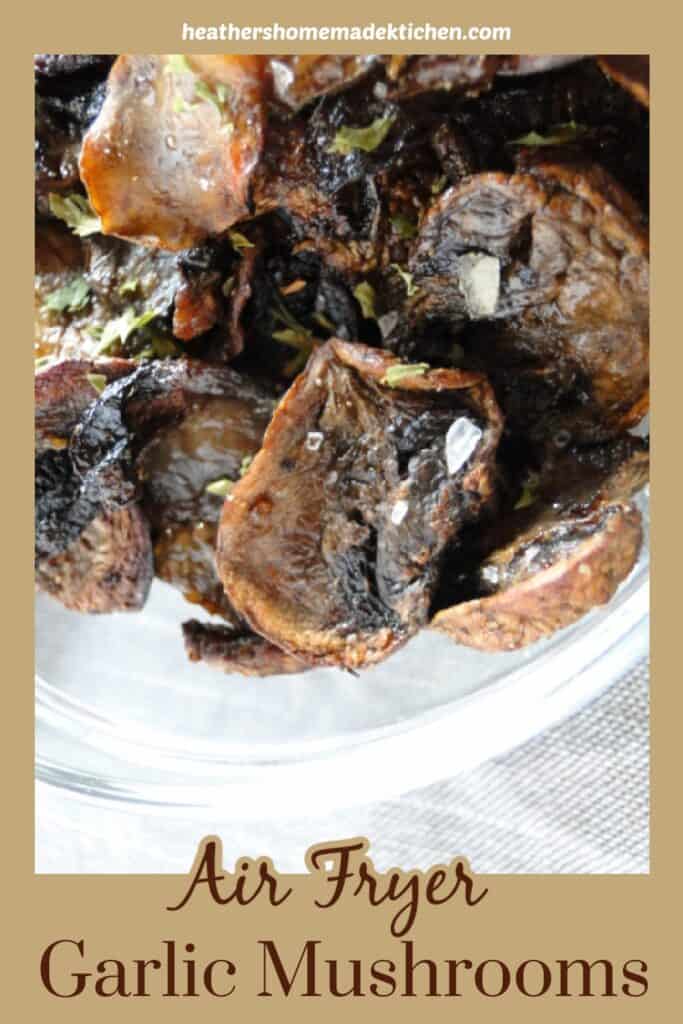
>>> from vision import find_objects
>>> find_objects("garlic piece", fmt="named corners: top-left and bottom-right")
top-left (459, 253), bottom-right (500, 318)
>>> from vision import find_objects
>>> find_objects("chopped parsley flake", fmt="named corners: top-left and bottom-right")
top-left (391, 264), bottom-right (419, 297)
top-left (353, 281), bottom-right (377, 320)
top-left (96, 308), bottom-right (159, 354)
top-left (511, 121), bottom-right (588, 147)
top-left (86, 373), bottom-right (107, 394)
top-left (272, 327), bottom-right (311, 347)
top-left (118, 278), bottom-right (139, 297)
top-left (381, 362), bottom-right (430, 387)
top-left (329, 114), bottom-right (396, 156)
top-left (239, 455), bottom-right (253, 477)
top-left (165, 54), bottom-right (193, 76)
top-left (513, 471), bottom-right (541, 510)
top-left (48, 193), bottom-right (101, 237)
top-left (271, 299), bottom-right (321, 375)
top-left (43, 276), bottom-right (90, 314)
top-left (205, 477), bottom-right (233, 497)
top-left (194, 78), bottom-right (234, 131)
top-left (431, 174), bottom-right (449, 195)
top-left (313, 311), bottom-right (335, 332)
top-left (390, 214), bottom-right (418, 239)
top-left (229, 231), bottom-right (254, 251)
top-left (133, 335), bottom-right (180, 362)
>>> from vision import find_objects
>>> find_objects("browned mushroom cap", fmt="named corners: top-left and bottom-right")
top-left (410, 167), bottom-right (649, 442)
top-left (35, 356), bottom-right (133, 449)
top-left (35, 358), bottom-right (154, 612)
top-left (35, 221), bottom-right (231, 364)
top-left (36, 505), bottom-right (153, 613)
top-left (387, 55), bottom-right (500, 99)
top-left (269, 55), bottom-right (380, 110)
top-left (598, 56), bottom-right (649, 108)
top-left (80, 55), bottom-right (266, 250)
top-left (216, 339), bottom-right (503, 670)
top-left (182, 621), bottom-right (308, 677)
top-left (34, 57), bottom-right (112, 199)
top-left (430, 440), bottom-right (648, 651)
top-left (137, 373), bottom-right (275, 620)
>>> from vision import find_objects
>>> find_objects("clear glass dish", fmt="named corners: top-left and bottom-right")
top-left (35, 489), bottom-right (649, 820)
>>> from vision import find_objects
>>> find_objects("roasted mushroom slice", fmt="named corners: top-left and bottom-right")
top-left (35, 358), bottom-right (153, 611)
top-left (269, 55), bottom-right (380, 110)
top-left (182, 621), bottom-right (307, 677)
top-left (388, 55), bottom-right (500, 99)
top-left (35, 505), bottom-right (153, 613)
top-left (431, 438), bottom-right (648, 651)
top-left (34, 55), bottom-right (113, 199)
top-left (80, 55), bottom-right (266, 250)
top-left (253, 71), bottom-right (453, 277)
top-left (35, 356), bottom-right (133, 452)
top-left (231, 240), bottom-right (365, 381)
top-left (388, 55), bottom-right (586, 98)
top-left (409, 167), bottom-right (649, 442)
top-left (217, 340), bottom-right (503, 669)
top-left (450, 58), bottom-right (649, 209)
top-left (136, 370), bottom-right (275, 618)
top-left (35, 222), bottom-right (238, 363)
top-left (36, 357), bottom-right (275, 623)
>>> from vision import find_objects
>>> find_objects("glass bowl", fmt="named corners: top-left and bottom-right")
top-left (35, 489), bottom-right (649, 820)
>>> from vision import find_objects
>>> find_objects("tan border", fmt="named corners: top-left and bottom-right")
top-left (8, 0), bottom-right (670, 1015)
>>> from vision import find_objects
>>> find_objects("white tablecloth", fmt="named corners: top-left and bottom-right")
top-left (36, 659), bottom-right (649, 874)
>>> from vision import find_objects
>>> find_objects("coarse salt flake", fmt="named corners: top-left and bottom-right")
top-left (445, 418), bottom-right (483, 475)
top-left (305, 431), bottom-right (324, 452)
top-left (391, 499), bottom-right (409, 526)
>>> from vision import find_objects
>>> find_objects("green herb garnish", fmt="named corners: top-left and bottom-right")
top-left (48, 193), bottom-right (101, 237)
top-left (513, 472), bottom-right (541, 510)
top-left (118, 278), bottom-right (139, 297)
top-left (229, 231), bottom-right (254, 252)
top-left (313, 311), bottom-right (335, 332)
top-left (270, 299), bottom-right (321, 375)
top-left (329, 114), bottom-right (396, 156)
top-left (133, 334), bottom-right (180, 361)
top-left (431, 174), bottom-right (449, 195)
top-left (271, 327), bottom-right (310, 347)
top-left (193, 78), bottom-right (233, 132)
top-left (96, 308), bottom-right (159, 354)
top-left (510, 121), bottom-right (588, 147)
top-left (381, 362), bottom-right (430, 388)
top-left (239, 455), bottom-right (253, 477)
top-left (353, 281), bottom-right (377, 320)
top-left (43, 276), bottom-right (90, 314)
top-left (390, 214), bottom-right (418, 239)
top-left (165, 54), bottom-right (193, 76)
top-left (390, 264), bottom-right (419, 297)
top-left (86, 373), bottom-right (107, 394)
top-left (150, 335), bottom-right (181, 359)
top-left (205, 477), bottom-right (233, 497)
top-left (194, 79), bottom-right (223, 113)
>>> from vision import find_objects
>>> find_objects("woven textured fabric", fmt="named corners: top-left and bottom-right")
top-left (36, 660), bottom-right (649, 874)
